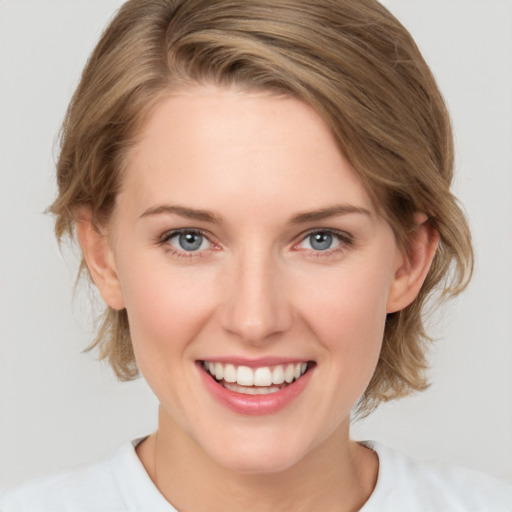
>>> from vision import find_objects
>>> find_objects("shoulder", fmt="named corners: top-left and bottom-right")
top-left (0, 439), bottom-right (174, 512)
top-left (0, 449), bottom-right (122, 512)
top-left (361, 441), bottom-right (512, 512)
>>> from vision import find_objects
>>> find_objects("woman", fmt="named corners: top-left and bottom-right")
top-left (1, 0), bottom-right (511, 510)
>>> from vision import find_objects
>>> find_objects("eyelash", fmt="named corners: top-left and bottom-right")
top-left (158, 229), bottom-right (216, 259)
top-left (292, 229), bottom-right (354, 258)
top-left (157, 228), bottom-right (354, 259)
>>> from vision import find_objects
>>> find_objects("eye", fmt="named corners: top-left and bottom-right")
top-left (293, 229), bottom-right (353, 256)
top-left (166, 230), bottom-right (211, 252)
top-left (305, 232), bottom-right (337, 251)
top-left (300, 231), bottom-right (340, 251)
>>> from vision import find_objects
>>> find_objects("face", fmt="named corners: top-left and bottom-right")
top-left (102, 86), bottom-right (408, 473)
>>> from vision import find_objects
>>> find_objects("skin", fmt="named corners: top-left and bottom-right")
top-left (78, 86), bottom-right (437, 511)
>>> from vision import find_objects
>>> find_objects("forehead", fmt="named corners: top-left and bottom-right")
top-left (119, 86), bottom-right (375, 221)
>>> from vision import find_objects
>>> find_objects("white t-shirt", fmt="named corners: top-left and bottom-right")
top-left (1, 439), bottom-right (511, 512)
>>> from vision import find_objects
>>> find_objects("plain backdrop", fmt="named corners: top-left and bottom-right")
top-left (1, 0), bottom-right (511, 488)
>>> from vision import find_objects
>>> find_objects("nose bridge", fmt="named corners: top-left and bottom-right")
top-left (220, 242), bottom-right (292, 343)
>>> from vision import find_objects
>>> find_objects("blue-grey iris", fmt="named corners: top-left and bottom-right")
top-left (310, 232), bottom-right (333, 251)
top-left (179, 232), bottom-right (203, 251)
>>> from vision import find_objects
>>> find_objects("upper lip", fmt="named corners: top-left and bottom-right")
top-left (197, 357), bottom-right (312, 368)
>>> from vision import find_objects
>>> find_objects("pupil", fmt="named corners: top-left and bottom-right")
top-left (310, 232), bottom-right (332, 251)
top-left (179, 232), bottom-right (203, 251)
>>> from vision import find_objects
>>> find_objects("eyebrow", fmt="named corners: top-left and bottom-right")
top-left (288, 204), bottom-right (372, 224)
top-left (139, 203), bottom-right (371, 224)
top-left (139, 205), bottom-right (222, 223)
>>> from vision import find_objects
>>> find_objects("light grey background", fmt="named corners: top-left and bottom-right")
top-left (1, 0), bottom-right (511, 488)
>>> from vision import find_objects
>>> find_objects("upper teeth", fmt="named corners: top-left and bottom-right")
top-left (203, 361), bottom-right (308, 387)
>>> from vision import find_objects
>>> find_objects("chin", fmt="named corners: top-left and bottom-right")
top-left (203, 433), bottom-right (310, 475)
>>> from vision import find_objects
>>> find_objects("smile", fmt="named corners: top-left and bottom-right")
top-left (202, 361), bottom-right (310, 395)
top-left (198, 359), bottom-right (315, 414)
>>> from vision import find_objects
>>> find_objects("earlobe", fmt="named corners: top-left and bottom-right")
top-left (386, 214), bottom-right (439, 313)
top-left (76, 213), bottom-right (125, 311)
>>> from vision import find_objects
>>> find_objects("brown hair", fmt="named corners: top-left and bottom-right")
top-left (50, 0), bottom-right (473, 415)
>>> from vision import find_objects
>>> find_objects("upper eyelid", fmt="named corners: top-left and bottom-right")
top-left (294, 228), bottom-right (353, 244)
top-left (160, 227), bottom-right (212, 242)
top-left (159, 229), bottom-right (216, 257)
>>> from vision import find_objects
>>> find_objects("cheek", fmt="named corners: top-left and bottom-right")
top-left (298, 265), bottom-right (391, 345)
top-left (115, 256), bottom-right (218, 364)
top-left (296, 260), bottom-right (393, 398)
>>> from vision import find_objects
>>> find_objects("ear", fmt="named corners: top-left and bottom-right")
top-left (386, 214), bottom-right (439, 313)
top-left (76, 212), bottom-right (125, 311)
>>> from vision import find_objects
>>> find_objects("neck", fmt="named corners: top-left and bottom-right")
top-left (136, 407), bottom-right (378, 512)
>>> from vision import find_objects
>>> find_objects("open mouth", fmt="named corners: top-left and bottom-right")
top-left (200, 360), bottom-right (314, 396)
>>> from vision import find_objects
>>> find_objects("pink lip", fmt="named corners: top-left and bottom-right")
top-left (197, 361), bottom-right (314, 416)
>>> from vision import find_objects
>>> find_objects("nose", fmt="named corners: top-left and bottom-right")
top-left (219, 248), bottom-right (293, 345)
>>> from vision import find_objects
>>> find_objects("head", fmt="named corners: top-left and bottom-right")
top-left (51, 0), bottom-right (472, 419)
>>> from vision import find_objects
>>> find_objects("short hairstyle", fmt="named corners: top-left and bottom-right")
top-left (50, 0), bottom-right (473, 415)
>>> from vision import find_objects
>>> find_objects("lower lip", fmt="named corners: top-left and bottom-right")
top-left (197, 363), bottom-right (313, 416)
